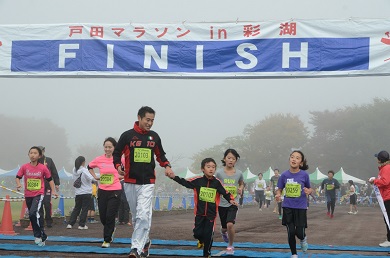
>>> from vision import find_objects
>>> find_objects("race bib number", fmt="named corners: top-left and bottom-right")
top-left (134, 148), bottom-right (151, 163)
top-left (100, 174), bottom-right (114, 185)
top-left (199, 187), bottom-right (217, 203)
top-left (326, 184), bottom-right (334, 190)
top-left (285, 183), bottom-right (301, 198)
top-left (225, 186), bottom-right (237, 198)
top-left (27, 178), bottom-right (41, 190)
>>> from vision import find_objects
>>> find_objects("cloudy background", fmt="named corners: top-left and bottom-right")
top-left (0, 0), bottom-right (389, 170)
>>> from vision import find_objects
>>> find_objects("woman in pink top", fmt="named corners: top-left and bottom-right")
top-left (88, 137), bottom-right (122, 248)
top-left (15, 146), bottom-right (58, 247)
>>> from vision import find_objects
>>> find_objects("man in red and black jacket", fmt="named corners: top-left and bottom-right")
top-left (168, 158), bottom-right (237, 257)
top-left (113, 106), bottom-right (173, 258)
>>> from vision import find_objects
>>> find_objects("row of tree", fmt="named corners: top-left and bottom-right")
top-left (190, 98), bottom-right (390, 180)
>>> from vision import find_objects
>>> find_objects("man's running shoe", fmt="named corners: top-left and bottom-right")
top-left (353, 210), bottom-right (358, 214)
top-left (101, 241), bottom-right (110, 248)
top-left (140, 240), bottom-right (151, 257)
top-left (348, 211), bottom-right (353, 214)
top-left (128, 248), bottom-right (140, 258)
top-left (326, 212), bottom-right (330, 217)
top-left (66, 224), bottom-right (72, 229)
top-left (300, 236), bottom-right (308, 253)
top-left (330, 214), bottom-right (334, 219)
top-left (291, 255), bottom-right (298, 258)
top-left (278, 214), bottom-right (282, 220)
top-left (226, 246), bottom-right (234, 255)
top-left (379, 240), bottom-right (390, 247)
top-left (78, 225), bottom-right (88, 230)
top-left (197, 240), bottom-right (204, 249)
top-left (221, 230), bottom-right (229, 243)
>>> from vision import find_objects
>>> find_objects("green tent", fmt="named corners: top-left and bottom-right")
top-left (242, 167), bottom-right (257, 182)
top-left (309, 167), bottom-right (327, 184)
top-left (262, 167), bottom-right (274, 181)
top-left (334, 167), bottom-right (365, 184)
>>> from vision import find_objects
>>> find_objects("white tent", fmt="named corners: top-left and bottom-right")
top-left (58, 167), bottom-right (73, 179)
top-left (263, 167), bottom-right (275, 181)
top-left (334, 167), bottom-right (366, 184)
top-left (178, 167), bottom-right (198, 179)
top-left (309, 167), bottom-right (328, 184)
top-left (243, 167), bottom-right (257, 182)
top-left (0, 165), bottom-right (20, 176)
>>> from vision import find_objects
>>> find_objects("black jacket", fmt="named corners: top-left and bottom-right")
top-left (173, 175), bottom-right (234, 218)
top-left (113, 121), bottom-right (170, 185)
top-left (38, 155), bottom-right (60, 189)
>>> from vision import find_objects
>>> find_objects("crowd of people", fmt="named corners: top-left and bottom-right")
top-left (13, 105), bottom-right (390, 258)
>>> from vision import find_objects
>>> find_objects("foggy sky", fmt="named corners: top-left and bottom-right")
top-left (0, 0), bottom-right (389, 168)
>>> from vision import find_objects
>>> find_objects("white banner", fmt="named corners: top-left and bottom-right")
top-left (0, 18), bottom-right (390, 78)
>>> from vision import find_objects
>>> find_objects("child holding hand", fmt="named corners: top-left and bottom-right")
top-left (167, 158), bottom-right (238, 258)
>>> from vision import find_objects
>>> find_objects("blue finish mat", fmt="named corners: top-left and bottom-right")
top-left (0, 235), bottom-right (386, 253)
top-left (0, 243), bottom-right (388, 258)
top-left (0, 235), bottom-right (388, 257)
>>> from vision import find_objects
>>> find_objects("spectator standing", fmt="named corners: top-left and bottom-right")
top-left (368, 150), bottom-right (390, 247)
top-left (38, 146), bottom-right (60, 228)
top-left (67, 156), bottom-right (95, 230)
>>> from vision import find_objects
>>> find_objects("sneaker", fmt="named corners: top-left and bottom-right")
top-left (66, 224), bottom-right (72, 229)
top-left (348, 211), bottom-right (353, 214)
top-left (330, 214), bottom-right (334, 219)
top-left (128, 248), bottom-right (140, 258)
top-left (379, 240), bottom-right (390, 247)
top-left (141, 240), bottom-right (151, 257)
top-left (78, 225), bottom-right (88, 230)
top-left (300, 236), bottom-right (308, 253)
top-left (259, 208), bottom-right (262, 211)
top-left (326, 212), bottom-right (330, 217)
top-left (89, 219), bottom-right (99, 224)
top-left (39, 235), bottom-right (47, 247)
top-left (197, 240), bottom-right (204, 249)
top-left (291, 255), bottom-right (298, 258)
top-left (353, 211), bottom-right (358, 214)
top-left (226, 246), bottom-right (234, 255)
top-left (221, 230), bottom-right (229, 243)
top-left (111, 227), bottom-right (116, 243)
top-left (34, 237), bottom-right (42, 245)
top-left (101, 241), bottom-right (110, 248)
top-left (279, 215), bottom-right (282, 220)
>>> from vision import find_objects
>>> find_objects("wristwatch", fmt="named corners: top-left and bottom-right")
top-left (165, 163), bottom-right (172, 168)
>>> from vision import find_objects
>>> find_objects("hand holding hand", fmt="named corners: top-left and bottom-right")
top-left (117, 166), bottom-right (125, 176)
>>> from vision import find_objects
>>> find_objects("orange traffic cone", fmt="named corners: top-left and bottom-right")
top-left (15, 200), bottom-right (27, 227)
top-left (0, 195), bottom-right (17, 235)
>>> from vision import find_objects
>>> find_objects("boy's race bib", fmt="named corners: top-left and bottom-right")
top-left (326, 184), bottom-right (334, 190)
top-left (199, 187), bottom-right (217, 203)
top-left (134, 148), bottom-right (151, 163)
